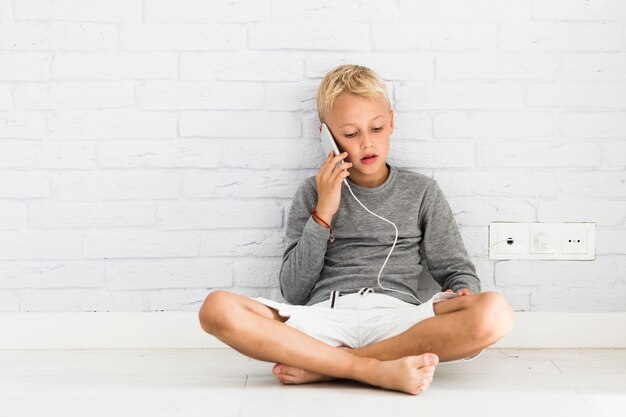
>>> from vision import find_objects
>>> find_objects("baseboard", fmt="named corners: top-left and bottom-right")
top-left (0, 311), bottom-right (624, 350)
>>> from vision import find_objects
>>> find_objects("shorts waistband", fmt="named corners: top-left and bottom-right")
top-left (329, 287), bottom-right (375, 309)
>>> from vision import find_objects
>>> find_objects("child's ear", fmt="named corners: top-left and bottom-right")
top-left (389, 110), bottom-right (395, 133)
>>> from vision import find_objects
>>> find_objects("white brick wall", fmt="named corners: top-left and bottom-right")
top-left (0, 0), bottom-right (625, 312)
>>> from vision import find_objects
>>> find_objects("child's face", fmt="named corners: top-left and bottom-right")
top-left (320, 93), bottom-right (394, 183)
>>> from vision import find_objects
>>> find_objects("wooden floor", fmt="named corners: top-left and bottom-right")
top-left (1, 348), bottom-right (624, 417)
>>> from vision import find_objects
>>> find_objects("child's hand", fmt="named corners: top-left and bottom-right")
top-left (314, 151), bottom-right (352, 224)
top-left (445, 288), bottom-right (472, 296)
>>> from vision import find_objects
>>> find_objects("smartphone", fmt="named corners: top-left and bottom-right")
top-left (320, 123), bottom-right (345, 167)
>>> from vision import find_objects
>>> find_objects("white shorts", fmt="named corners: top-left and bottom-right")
top-left (253, 287), bottom-right (484, 363)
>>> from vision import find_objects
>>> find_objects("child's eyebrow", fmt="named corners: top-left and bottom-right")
top-left (340, 115), bottom-right (384, 128)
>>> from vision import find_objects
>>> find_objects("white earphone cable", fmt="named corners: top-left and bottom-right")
top-left (342, 178), bottom-right (423, 304)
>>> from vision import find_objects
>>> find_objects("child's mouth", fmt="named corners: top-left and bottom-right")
top-left (361, 155), bottom-right (378, 164)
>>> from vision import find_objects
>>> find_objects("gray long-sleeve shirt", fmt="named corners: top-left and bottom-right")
top-left (279, 163), bottom-right (481, 306)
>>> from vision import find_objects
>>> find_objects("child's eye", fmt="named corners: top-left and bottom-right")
top-left (372, 127), bottom-right (383, 132)
top-left (345, 132), bottom-right (357, 138)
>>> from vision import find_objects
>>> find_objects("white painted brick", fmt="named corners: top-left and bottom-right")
top-left (155, 200), bottom-right (282, 230)
top-left (0, 112), bottom-right (47, 139)
top-left (249, 23), bottom-right (369, 51)
top-left (0, 84), bottom-right (10, 109)
top-left (97, 140), bottom-right (220, 168)
top-left (391, 112), bottom-right (434, 140)
top-left (0, 141), bottom-right (94, 169)
top-left (83, 231), bottom-right (201, 259)
top-left (455, 226), bottom-right (488, 259)
top-left (119, 23), bottom-right (244, 51)
top-left (373, 23), bottom-right (498, 51)
top-left (0, 261), bottom-right (104, 289)
top-left (0, 0), bottom-right (11, 22)
top-left (560, 112), bottom-right (626, 138)
top-left (53, 52), bottom-right (177, 80)
top-left (183, 169), bottom-right (312, 199)
top-left (538, 200), bottom-right (626, 226)
top-left (48, 110), bottom-right (177, 140)
top-left (145, 0), bottom-right (268, 23)
top-left (434, 111), bottom-right (555, 138)
top-left (495, 257), bottom-right (617, 288)
top-left (14, 0), bottom-right (142, 22)
top-left (271, 0), bottom-right (397, 22)
top-left (234, 258), bottom-right (281, 287)
top-left (29, 202), bottom-right (155, 228)
top-left (563, 53), bottom-right (626, 81)
top-left (389, 140), bottom-right (475, 168)
top-left (396, 81), bottom-right (523, 110)
top-left (306, 53), bottom-right (434, 81)
top-left (605, 140), bottom-right (626, 167)
top-left (18, 289), bottom-right (146, 312)
top-left (0, 292), bottom-right (19, 311)
top-left (14, 81), bottom-right (134, 110)
top-left (0, 202), bottom-right (27, 230)
top-left (446, 198), bottom-right (536, 226)
top-left (0, 22), bottom-right (117, 51)
top-left (181, 52), bottom-right (304, 81)
top-left (50, 171), bottom-right (179, 201)
top-left (560, 171), bottom-right (626, 198)
top-left (105, 258), bottom-right (232, 290)
top-left (179, 111), bottom-right (300, 138)
top-left (596, 229), bottom-right (626, 255)
top-left (474, 258), bottom-right (496, 287)
top-left (264, 81), bottom-right (318, 112)
top-left (397, 0), bottom-right (531, 22)
top-left (302, 112), bottom-right (324, 138)
top-left (527, 82), bottom-right (626, 108)
top-left (530, 285), bottom-right (626, 311)
top-left (0, 171), bottom-right (49, 198)
top-left (617, 257), bottom-right (626, 285)
top-left (532, 0), bottom-right (626, 20)
top-left (502, 287), bottom-right (531, 311)
top-left (0, 52), bottom-right (50, 81)
top-left (223, 139), bottom-right (321, 169)
top-left (145, 288), bottom-right (226, 311)
top-left (232, 287), bottom-right (285, 303)
top-left (435, 171), bottom-right (558, 198)
top-left (0, 231), bottom-right (82, 260)
top-left (201, 229), bottom-right (285, 257)
top-left (136, 81), bottom-right (263, 110)
top-left (478, 140), bottom-right (601, 168)
top-left (0, 0), bottom-right (624, 313)
top-left (500, 21), bottom-right (622, 51)
top-left (437, 53), bottom-right (560, 80)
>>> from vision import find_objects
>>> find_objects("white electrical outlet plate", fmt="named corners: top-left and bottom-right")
top-left (489, 222), bottom-right (596, 260)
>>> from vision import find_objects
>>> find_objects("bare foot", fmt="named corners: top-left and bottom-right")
top-left (272, 346), bottom-right (352, 385)
top-left (369, 353), bottom-right (439, 396)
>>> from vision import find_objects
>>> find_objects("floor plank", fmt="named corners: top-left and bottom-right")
top-left (0, 348), bottom-right (623, 417)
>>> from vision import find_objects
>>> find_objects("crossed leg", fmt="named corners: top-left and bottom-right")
top-left (273, 291), bottom-right (515, 383)
top-left (198, 290), bottom-right (514, 394)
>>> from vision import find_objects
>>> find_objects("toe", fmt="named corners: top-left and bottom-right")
top-left (419, 353), bottom-right (439, 367)
top-left (272, 364), bottom-right (283, 375)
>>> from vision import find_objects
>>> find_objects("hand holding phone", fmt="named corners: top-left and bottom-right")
top-left (315, 123), bottom-right (352, 224)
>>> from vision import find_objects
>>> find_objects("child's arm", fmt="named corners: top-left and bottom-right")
top-left (418, 180), bottom-right (481, 294)
top-left (278, 179), bottom-right (331, 305)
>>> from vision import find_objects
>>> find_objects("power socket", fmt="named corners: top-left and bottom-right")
top-left (530, 223), bottom-right (556, 254)
top-left (562, 227), bottom-right (588, 254)
top-left (489, 222), bottom-right (595, 260)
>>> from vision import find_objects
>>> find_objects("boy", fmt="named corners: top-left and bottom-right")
top-left (198, 64), bottom-right (514, 396)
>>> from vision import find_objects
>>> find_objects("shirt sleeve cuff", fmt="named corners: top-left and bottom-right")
top-left (304, 215), bottom-right (332, 241)
top-left (450, 276), bottom-right (481, 294)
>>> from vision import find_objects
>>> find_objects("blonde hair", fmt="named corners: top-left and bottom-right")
top-left (316, 64), bottom-right (392, 123)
